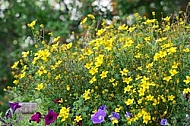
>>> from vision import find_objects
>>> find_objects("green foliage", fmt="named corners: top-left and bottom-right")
top-left (9, 8), bottom-right (190, 125)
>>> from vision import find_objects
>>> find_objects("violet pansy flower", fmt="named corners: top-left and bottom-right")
top-left (98, 105), bottom-right (106, 111)
top-left (160, 119), bottom-right (168, 125)
top-left (44, 110), bottom-right (58, 125)
top-left (29, 112), bottom-right (42, 123)
top-left (91, 109), bottom-right (106, 124)
top-left (9, 102), bottom-right (21, 113)
top-left (109, 112), bottom-right (120, 120)
top-left (125, 111), bottom-right (132, 118)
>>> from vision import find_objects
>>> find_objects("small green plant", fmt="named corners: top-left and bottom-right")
top-left (8, 6), bottom-right (190, 125)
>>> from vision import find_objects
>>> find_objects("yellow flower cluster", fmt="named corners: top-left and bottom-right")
top-left (10, 11), bottom-right (190, 125)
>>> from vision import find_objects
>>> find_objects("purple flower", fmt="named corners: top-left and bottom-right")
top-left (29, 112), bottom-right (41, 123)
top-left (91, 110), bottom-right (106, 124)
top-left (98, 105), bottom-right (106, 111)
top-left (5, 109), bottom-right (12, 119)
top-left (44, 110), bottom-right (58, 125)
top-left (109, 112), bottom-right (120, 120)
top-left (9, 102), bottom-right (21, 113)
top-left (160, 119), bottom-right (168, 125)
top-left (125, 111), bottom-right (132, 118)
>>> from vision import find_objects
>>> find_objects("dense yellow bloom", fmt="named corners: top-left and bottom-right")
top-left (74, 115), bottom-right (82, 122)
top-left (35, 83), bottom-right (43, 91)
top-left (58, 107), bottom-right (70, 122)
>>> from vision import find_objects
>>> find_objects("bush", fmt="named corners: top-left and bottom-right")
top-left (8, 9), bottom-right (190, 125)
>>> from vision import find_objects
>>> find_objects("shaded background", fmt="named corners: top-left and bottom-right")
top-left (0, 0), bottom-right (189, 112)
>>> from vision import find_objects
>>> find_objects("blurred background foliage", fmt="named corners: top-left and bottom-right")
top-left (0, 0), bottom-right (189, 112)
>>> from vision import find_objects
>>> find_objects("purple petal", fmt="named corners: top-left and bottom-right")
top-left (30, 112), bottom-right (41, 123)
top-left (98, 105), bottom-right (106, 111)
top-left (44, 110), bottom-right (58, 125)
top-left (9, 102), bottom-right (21, 112)
top-left (91, 110), bottom-right (106, 124)
top-left (109, 112), bottom-right (120, 120)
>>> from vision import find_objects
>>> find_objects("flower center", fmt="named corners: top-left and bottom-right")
top-left (98, 115), bottom-right (102, 120)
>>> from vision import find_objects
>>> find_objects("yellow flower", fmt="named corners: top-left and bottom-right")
top-left (163, 76), bottom-right (172, 82)
top-left (58, 107), bottom-right (69, 122)
top-left (120, 68), bottom-right (129, 76)
top-left (169, 69), bottom-right (178, 76)
top-left (89, 76), bottom-right (96, 84)
top-left (125, 98), bottom-right (134, 106)
top-left (74, 115), bottom-right (82, 122)
top-left (37, 66), bottom-right (47, 76)
top-left (183, 88), bottom-right (190, 94)
top-left (66, 85), bottom-right (70, 91)
top-left (143, 113), bottom-right (151, 124)
top-left (66, 43), bottom-right (72, 49)
top-left (138, 88), bottom-right (145, 96)
top-left (80, 17), bottom-right (87, 25)
top-left (35, 83), bottom-right (43, 91)
top-left (112, 118), bottom-right (118, 124)
top-left (115, 107), bottom-right (121, 113)
top-left (167, 47), bottom-right (177, 54)
top-left (11, 61), bottom-right (19, 69)
top-left (85, 62), bottom-right (93, 69)
top-left (13, 80), bottom-right (19, 85)
top-left (87, 14), bottom-right (95, 19)
top-left (109, 78), bottom-right (115, 83)
top-left (183, 76), bottom-right (190, 84)
top-left (146, 95), bottom-right (154, 101)
top-left (124, 85), bottom-right (133, 93)
top-left (123, 77), bottom-right (133, 84)
top-left (100, 71), bottom-right (108, 79)
top-left (22, 51), bottom-right (29, 58)
top-left (89, 67), bottom-right (98, 75)
top-left (168, 95), bottom-right (175, 101)
top-left (27, 20), bottom-right (37, 29)
top-left (83, 89), bottom-right (90, 100)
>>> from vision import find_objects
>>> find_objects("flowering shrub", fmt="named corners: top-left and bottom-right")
top-left (8, 7), bottom-right (190, 125)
